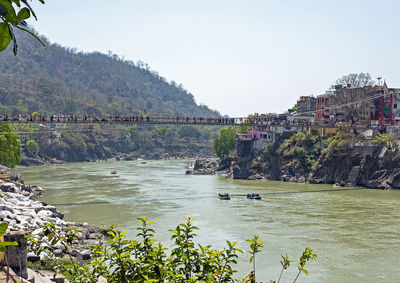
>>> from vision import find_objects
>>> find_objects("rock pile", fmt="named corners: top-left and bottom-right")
top-left (186, 158), bottom-right (219, 175)
top-left (0, 164), bottom-right (7, 173)
top-left (0, 177), bottom-right (105, 261)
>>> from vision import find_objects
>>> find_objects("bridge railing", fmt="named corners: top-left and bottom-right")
top-left (0, 114), bottom-right (397, 130)
top-left (0, 114), bottom-right (247, 126)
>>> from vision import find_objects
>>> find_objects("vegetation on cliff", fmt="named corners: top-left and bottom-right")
top-left (372, 133), bottom-right (396, 148)
top-left (277, 132), bottom-right (325, 173)
top-left (232, 130), bottom-right (400, 189)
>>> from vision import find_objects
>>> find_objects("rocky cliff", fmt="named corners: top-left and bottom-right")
top-left (228, 133), bottom-right (400, 190)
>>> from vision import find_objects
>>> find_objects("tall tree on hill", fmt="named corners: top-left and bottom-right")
top-left (334, 72), bottom-right (375, 88)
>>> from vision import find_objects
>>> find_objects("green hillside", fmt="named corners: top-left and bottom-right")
top-left (0, 29), bottom-right (220, 118)
top-left (0, 29), bottom-right (221, 163)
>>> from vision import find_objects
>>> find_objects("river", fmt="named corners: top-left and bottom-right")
top-left (12, 160), bottom-right (400, 282)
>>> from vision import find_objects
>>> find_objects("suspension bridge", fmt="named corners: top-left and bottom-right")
top-left (0, 114), bottom-right (394, 132)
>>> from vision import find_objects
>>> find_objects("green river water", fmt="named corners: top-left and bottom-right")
top-left (12, 160), bottom-right (400, 282)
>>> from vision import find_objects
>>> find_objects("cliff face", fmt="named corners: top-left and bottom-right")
top-left (309, 145), bottom-right (362, 185)
top-left (231, 140), bottom-right (256, 179)
top-left (230, 134), bottom-right (400, 190)
top-left (359, 147), bottom-right (400, 189)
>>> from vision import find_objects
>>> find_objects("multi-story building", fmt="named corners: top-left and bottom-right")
top-left (315, 91), bottom-right (335, 122)
top-left (393, 90), bottom-right (400, 123)
top-left (316, 82), bottom-right (400, 125)
top-left (297, 96), bottom-right (316, 116)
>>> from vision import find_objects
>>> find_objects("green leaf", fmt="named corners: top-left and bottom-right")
top-left (0, 4), bottom-right (9, 16)
top-left (0, 241), bottom-right (18, 247)
top-left (17, 7), bottom-right (30, 21)
top-left (0, 222), bottom-right (8, 236)
top-left (302, 268), bottom-right (308, 275)
top-left (11, 0), bottom-right (20, 7)
top-left (0, 0), bottom-right (18, 24)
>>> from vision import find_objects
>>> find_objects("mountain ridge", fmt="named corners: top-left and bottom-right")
top-left (0, 29), bottom-right (221, 118)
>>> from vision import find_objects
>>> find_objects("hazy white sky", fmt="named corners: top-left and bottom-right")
top-left (29, 0), bottom-right (400, 117)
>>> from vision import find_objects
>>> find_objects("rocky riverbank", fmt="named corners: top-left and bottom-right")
top-left (20, 151), bottom-right (216, 167)
top-left (0, 169), bottom-right (106, 280)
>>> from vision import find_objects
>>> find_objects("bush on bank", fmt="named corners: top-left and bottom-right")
top-left (0, 123), bottom-right (20, 168)
top-left (26, 217), bottom-right (317, 283)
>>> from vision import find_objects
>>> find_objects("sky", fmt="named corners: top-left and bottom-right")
top-left (28, 0), bottom-right (400, 117)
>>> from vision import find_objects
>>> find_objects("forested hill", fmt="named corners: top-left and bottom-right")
top-left (0, 29), bottom-right (220, 118)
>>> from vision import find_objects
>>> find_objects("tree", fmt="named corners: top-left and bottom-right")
top-left (332, 73), bottom-right (376, 123)
top-left (0, 0), bottom-right (45, 55)
top-left (178, 125), bottom-right (200, 140)
top-left (237, 124), bottom-right (250, 135)
top-left (0, 123), bottom-right (20, 167)
top-left (288, 103), bottom-right (298, 114)
top-left (214, 127), bottom-right (236, 159)
top-left (334, 72), bottom-right (375, 88)
top-left (25, 139), bottom-right (39, 155)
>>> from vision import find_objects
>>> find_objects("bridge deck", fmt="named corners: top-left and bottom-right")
top-left (0, 118), bottom-right (388, 130)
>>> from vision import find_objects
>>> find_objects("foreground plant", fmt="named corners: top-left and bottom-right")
top-left (246, 235), bottom-right (264, 282)
top-left (0, 222), bottom-right (18, 252)
top-left (26, 221), bottom-right (102, 282)
top-left (27, 218), bottom-right (317, 282)
top-left (0, 0), bottom-right (46, 55)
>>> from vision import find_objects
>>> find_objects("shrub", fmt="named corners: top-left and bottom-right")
top-left (25, 139), bottom-right (40, 155)
top-left (27, 218), bottom-right (317, 283)
top-left (373, 133), bottom-right (397, 149)
top-left (278, 132), bottom-right (325, 172)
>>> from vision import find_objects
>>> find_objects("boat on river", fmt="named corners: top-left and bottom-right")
top-left (111, 171), bottom-right (117, 175)
top-left (247, 193), bottom-right (261, 200)
top-left (218, 193), bottom-right (230, 200)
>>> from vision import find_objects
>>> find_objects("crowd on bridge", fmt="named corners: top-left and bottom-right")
top-left (0, 114), bottom-right (238, 125)
top-left (0, 113), bottom-right (389, 129)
